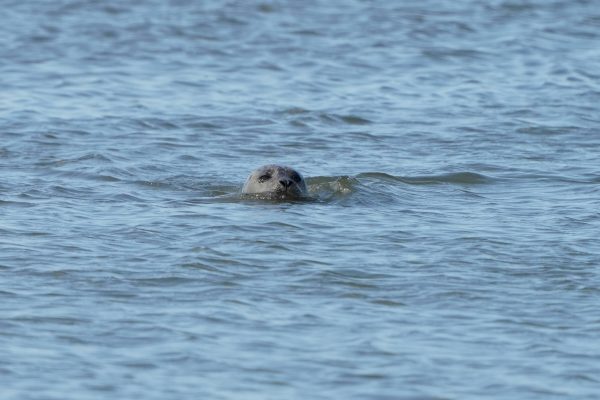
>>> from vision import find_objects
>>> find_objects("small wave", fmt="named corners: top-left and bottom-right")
top-left (338, 115), bottom-right (372, 125)
top-left (0, 200), bottom-right (36, 208)
top-left (357, 171), bottom-right (492, 185)
top-left (129, 276), bottom-right (198, 287)
top-left (422, 47), bottom-right (490, 60)
top-left (277, 108), bottom-right (372, 126)
top-left (404, 172), bottom-right (492, 185)
top-left (279, 107), bottom-right (310, 115)
top-left (36, 152), bottom-right (113, 167)
top-left (516, 126), bottom-right (580, 136)
top-left (127, 118), bottom-right (181, 131)
top-left (320, 113), bottom-right (372, 125)
top-left (40, 169), bottom-right (122, 183)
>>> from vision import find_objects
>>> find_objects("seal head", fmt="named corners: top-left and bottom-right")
top-left (242, 165), bottom-right (308, 199)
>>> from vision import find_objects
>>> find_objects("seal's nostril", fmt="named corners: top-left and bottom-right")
top-left (279, 179), bottom-right (292, 188)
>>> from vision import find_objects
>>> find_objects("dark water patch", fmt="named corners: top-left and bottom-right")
top-left (339, 115), bottom-right (372, 125)
top-left (94, 174), bottom-right (121, 182)
top-left (276, 108), bottom-right (372, 126)
top-left (180, 118), bottom-right (222, 130)
top-left (12, 315), bottom-right (91, 326)
top-left (517, 125), bottom-right (581, 136)
top-left (301, 271), bottom-right (381, 291)
top-left (116, 117), bottom-right (181, 132)
top-left (422, 47), bottom-right (491, 61)
top-left (152, 139), bottom-right (198, 149)
top-left (320, 113), bottom-right (372, 125)
top-left (370, 299), bottom-right (406, 307)
top-left (4, 228), bottom-right (50, 237)
top-left (290, 28), bottom-right (323, 37)
top-left (278, 107), bottom-right (310, 115)
top-left (0, 200), bottom-right (36, 208)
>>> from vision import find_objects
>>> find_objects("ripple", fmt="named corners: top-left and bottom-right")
top-left (338, 115), bottom-right (372, 125)
top-left (320, 113), bottom-right (373, 125)
top-left (0, 200), bottom-right (36, 208)
top-left (357, 171), bottom-right (493, 185)
top-left (517, 126), bottom-right (581, 136)
top-left (129, 276), bottom-right (198, 287)
top-left (422, 47), bottom-right (491, 60)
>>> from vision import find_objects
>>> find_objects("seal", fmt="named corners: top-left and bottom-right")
top-left (242, 164), bottom-right (308, 199)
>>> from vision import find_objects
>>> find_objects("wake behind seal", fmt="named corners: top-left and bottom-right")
top-left (242, 164), bottom-right (308, 199)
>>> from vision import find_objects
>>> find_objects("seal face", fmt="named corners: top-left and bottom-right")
top-left (242, 165), bottom-right (308, 199)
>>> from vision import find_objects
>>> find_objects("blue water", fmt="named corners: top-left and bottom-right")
top-left (2, 1), bottom-right (600, 399)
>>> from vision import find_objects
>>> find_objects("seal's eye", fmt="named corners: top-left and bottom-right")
top-left (290, 171), bottom-right (301, 183)
top-left (258, 174), bottom-right (271, 183)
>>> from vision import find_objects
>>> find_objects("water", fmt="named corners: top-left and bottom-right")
top-left (2, 0), bottom-right (600, 398)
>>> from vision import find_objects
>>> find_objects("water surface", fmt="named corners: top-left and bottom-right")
top-left (2, 0), bottom-right (600, 399)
